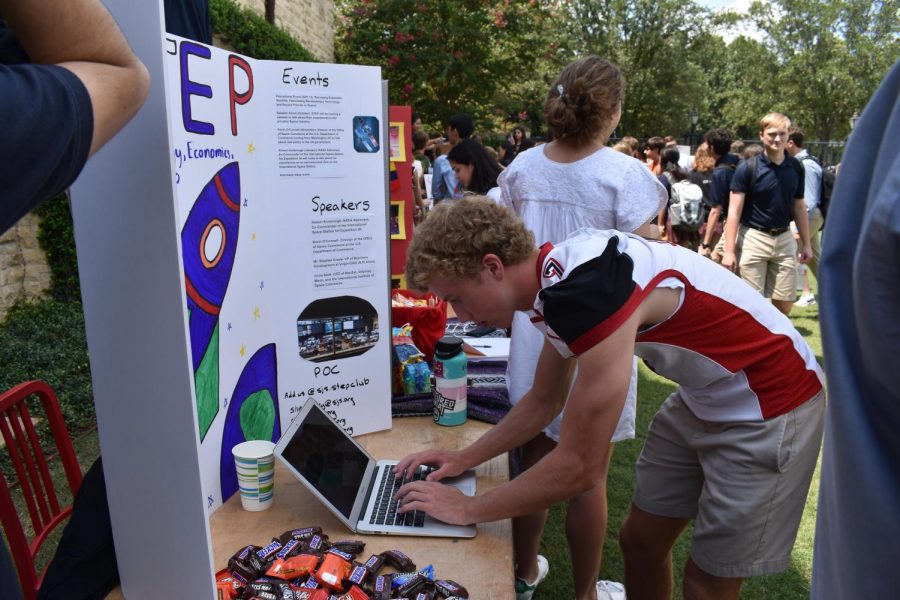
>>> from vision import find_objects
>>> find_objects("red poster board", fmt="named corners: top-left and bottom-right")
top-left (388, 105), bottom-right (414, 287)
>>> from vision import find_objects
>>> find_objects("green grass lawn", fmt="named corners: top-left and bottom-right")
top-left (535, 299), bottom-right (824, 599)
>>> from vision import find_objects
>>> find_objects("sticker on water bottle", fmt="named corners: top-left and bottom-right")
top-left (433, 378), bottom-right (467, 426)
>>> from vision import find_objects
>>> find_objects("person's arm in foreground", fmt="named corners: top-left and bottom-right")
top-left (1, 0), bottom-right (150, 157)
top-left (396, 312), bottom-right (638, 525)
top-left (395, 339), bottom-right (574, 481)
top-left (721, 191), bottom-right (744, 272)
top-left (793, 197), bottom-right (812, 264)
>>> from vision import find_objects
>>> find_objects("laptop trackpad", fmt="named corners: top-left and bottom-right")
top-left (441, 470), bottom-right (477, 496)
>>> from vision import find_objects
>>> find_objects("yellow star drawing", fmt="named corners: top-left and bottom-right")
top-left (239, 344), bottom-right (246, 357)
top-left (252, 232), bottom-right (256, 240)
top-left (247, 142), bottom-right (256, 154)
top-left (253, 307), bottom-right (261, 320)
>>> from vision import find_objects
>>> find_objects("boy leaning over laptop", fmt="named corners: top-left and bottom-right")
top-left (394, 197), bottom-right (825, 600)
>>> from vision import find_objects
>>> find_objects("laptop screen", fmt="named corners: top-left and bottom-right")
top-left (279, 405), bottom-right (371, 518)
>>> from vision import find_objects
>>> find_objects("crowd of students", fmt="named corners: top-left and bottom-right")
top-left (412, 107), bottom-right (829, 321)
top-left (2, 0), bottom-right (896, 594)
top-left (399, 54), bottom-right (846, 600)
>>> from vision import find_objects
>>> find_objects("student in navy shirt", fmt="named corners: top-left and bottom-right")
top-left (698, 128), bottom-right (740, 262)
top-left (722, 112), bottom-right (812, 316)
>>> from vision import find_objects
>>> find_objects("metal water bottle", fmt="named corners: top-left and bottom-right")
top-left (432, 336), bottom-right (467, 426)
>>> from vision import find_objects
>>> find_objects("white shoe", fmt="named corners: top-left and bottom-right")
top-left (596, 579), bottom-right (626, 600)
top-left (795, 293), bottom-right (817, 307)
top-left (515, 554), bottom-right (550, 600)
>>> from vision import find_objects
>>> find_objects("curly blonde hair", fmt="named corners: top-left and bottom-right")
top-left (405, 197), bottom-right (535, 290)
top-left (544, 56), bottom-right (625, 148)
top-left (692, 143), bottom-right (716, 173)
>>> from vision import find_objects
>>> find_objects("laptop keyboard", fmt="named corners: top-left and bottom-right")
top-left (369, 465), bottom-right (431, 527)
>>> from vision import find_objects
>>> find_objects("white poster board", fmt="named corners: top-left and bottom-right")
top-left (162, 35), bottom-right (391, 511)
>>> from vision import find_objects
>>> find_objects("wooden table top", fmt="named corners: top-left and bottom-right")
top-left (108, 417), bottom-right (512, 598)
top-left (210, 416), bottom-right (513, 596)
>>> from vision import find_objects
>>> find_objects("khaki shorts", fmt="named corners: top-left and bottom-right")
top-left (738, 226), bottom-right (798, 301)
top-left (633, 388), bottom-right (826, 578)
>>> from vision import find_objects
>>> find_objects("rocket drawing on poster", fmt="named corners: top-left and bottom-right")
top-left (181, 161), bottom-right (242, 441)
top-left (179, 160), bottom-right (280, 501)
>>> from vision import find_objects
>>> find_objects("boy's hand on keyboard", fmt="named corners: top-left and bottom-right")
top-left (394, 449), bottom-right (467, 482)
top-left (395, 479), bottom-right (472, 525)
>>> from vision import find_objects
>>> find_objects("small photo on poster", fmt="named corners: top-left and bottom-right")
top-left (389, 201), bottom-right (406, 240)
top-left (390, 274), bottom-right (407, 290)
top-left (353, 116), bottom-right (380, 153)
top-left (297, 296), bottom-right (380, 362)
top-left (389, 121), bottom-right (406, 162)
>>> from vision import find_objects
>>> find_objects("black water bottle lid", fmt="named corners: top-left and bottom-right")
top-left (434, 335), bottom-right (463, 359)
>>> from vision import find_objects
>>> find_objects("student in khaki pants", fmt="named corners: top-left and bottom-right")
top-left (722, 113), bottom-right (812, 316)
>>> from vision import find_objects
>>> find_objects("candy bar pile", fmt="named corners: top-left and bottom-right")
top-left (217, 526), bottom-right (470, 599)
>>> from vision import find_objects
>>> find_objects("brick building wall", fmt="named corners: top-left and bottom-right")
top-left (0, 213), bottom-right (51, 319)
top-left (234, 0), bottom-right (335, 62)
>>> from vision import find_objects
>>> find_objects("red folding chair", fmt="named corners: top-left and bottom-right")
top-left (0, 380), bottom-right (83, 600)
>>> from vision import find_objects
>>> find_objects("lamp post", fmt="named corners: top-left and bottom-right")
top-left (839, 110), bottom-right (860, 165)
top-left (689, 108), bottom-right (699, 152)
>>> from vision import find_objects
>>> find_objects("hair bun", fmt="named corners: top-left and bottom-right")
top-left (543, 56), bottom-right (624, 148)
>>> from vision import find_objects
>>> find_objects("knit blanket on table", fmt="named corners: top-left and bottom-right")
top-left (391, 360), bottom-right (511, 424)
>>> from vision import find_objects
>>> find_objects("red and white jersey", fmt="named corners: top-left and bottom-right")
top-left (529, 229), bottom-right (823, 422)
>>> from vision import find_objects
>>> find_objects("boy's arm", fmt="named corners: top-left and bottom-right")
top-left (454, 339), bottom-right (574, 468)
top-left (633, 221), bottom-right (660, 240)
top-left (722, 191), bottom-right (744, 272)
top-left (793, 198), bottom-right (812, 263)
top-left (394, 339), bottom-right (574, 481)
top-left (396, 311), bottom-right (638, 524)
top-left (699, 205), bottom-right (722, 256)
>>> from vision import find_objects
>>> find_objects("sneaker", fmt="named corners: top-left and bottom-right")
top-left (596, 579), bottom-right (626, 600)
top-left (795, 293), bottom-right (817, 307)
top-left (515, 554), bottom-right (550, 600)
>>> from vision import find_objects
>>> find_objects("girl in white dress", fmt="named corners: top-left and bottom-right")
top-left (498, 56), bottom-right (666, 600)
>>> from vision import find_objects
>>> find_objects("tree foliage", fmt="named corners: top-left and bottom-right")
top-left (209, 0), bottom-right (316, 62)
top-left (710, 35), bottom-right (783, 139)
top-left (562, 0), bottom-right (709, 138)
top-left (34, 193), bottom-right (81, 303)
top-left (746, 0), bottom-right (899, 140)
top-left (335, 0), bottom-right (558, 131)
top-left (336, 0), bottom-right (897, 142)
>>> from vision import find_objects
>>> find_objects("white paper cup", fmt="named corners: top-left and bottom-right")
top-left (232, 440), bottom-right (276, 511)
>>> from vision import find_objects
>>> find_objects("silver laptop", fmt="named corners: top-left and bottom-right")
top-left (274, 398), bottom-right (477, 538)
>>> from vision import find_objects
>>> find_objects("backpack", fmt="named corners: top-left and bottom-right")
top-left (799, 154), bottom-right (836, 221)
top-left (668, 179), bottom-right (706, 231)
top-left (688, 169), bottom-right (712, 207)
